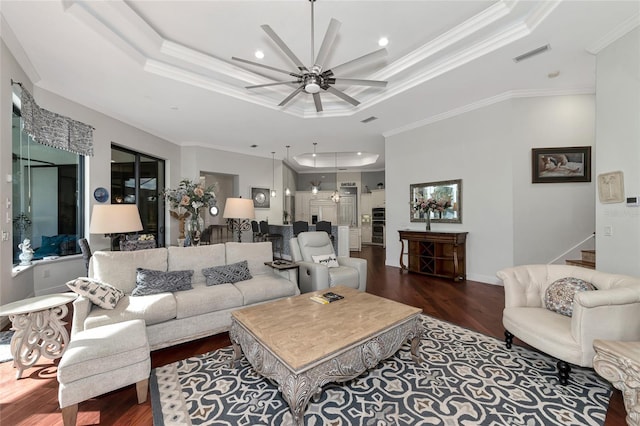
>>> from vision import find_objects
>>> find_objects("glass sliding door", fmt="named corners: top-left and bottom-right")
top-left (111, 145), bottom-right (165, 247)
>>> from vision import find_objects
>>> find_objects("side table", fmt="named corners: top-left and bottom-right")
top-left (264, 260), bottom-right (299, 287)
top-left (593, 339), bottom-right (640, 426)
top-left (0, 293), bottom-right (77, 379)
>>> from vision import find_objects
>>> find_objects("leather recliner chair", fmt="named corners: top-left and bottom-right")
top-left (290, 231), bottom-right (367, 294)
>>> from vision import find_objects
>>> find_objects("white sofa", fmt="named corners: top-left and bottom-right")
top-left (71, 242), bottom-right (299, 350)
top-left (498, 264), bottom-right (640, 384)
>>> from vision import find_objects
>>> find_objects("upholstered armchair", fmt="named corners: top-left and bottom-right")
top-left (290, 231), bottom-right (367, 294)
top-left (497, 264), bottom-right (640, 385)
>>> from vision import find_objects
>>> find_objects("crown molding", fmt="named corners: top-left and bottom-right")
top-left (0, 13), bottom-right (41, 84)
top-left (383, 87), bottom-right (594, 138)
top-left (586, 13), bottom-right (640, 55)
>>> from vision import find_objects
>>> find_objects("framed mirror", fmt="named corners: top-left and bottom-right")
top-left (410, 179), bottom-right (462, 223)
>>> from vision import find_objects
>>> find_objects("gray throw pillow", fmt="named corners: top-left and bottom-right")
top-left (202, 260), bottom-right (253, 286)
top-left (131, 268), bottom-right (194, 296)
top-left (544, 277), bottom-right (596, 317)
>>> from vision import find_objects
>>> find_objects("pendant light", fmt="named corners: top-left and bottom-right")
top-left (284, 145), bottom-right (291, 196)
top-left (270, 152), bottom-right (277, 197)
top-left (311, 142), bottom-right (319, 194)
top-left (331, 152), bottom-right (340, 203)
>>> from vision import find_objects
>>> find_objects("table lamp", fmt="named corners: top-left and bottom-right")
top-left (223, 198), bottom-right (255, 242)
top-left (89, 204), bottom-right (143, 250)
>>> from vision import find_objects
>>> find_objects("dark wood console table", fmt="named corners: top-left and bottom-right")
top-left (398, 230), bottom-right (468, 282)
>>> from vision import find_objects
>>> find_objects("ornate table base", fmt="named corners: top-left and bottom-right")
top-left (0, 293), bottom-right (76, 379)
top-left (230, 315), bottom-right (421, 426)
top-left (593, 339), bottom-right (640, 426)
top-left (9, 304), bottom-right (70, 379)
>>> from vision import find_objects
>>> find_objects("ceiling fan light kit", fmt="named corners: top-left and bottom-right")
top-left (232, 0), bottom-right (388, 112)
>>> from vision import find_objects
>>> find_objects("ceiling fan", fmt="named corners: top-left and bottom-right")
top-left (232, 0), bottom-right (388, 112)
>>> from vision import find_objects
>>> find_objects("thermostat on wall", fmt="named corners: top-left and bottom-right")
top-left (627, 196), bottom-right (640, 207)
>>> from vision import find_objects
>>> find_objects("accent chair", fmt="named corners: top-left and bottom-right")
top-left (497, 264), bottom-right (640, 385)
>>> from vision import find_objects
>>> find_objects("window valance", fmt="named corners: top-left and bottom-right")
top-left (20, 88), bottom-right (94, 157)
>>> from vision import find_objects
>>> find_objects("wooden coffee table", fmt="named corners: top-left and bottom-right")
top-left (229, 286), bottom-right (422, 425)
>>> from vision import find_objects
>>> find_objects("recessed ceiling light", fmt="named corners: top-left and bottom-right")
top-left (170, 106), bottom-right (178, 110)
top-left (547, 70), bottom-right (560, 79)
top-left (357, 152), bottom-right (362, 155)
top-left (378, 37), bottom-right (389, 47)
top-left (254, 50), bottom-right (264, 59)
top-left (250, 144), bottom-right (258, 148)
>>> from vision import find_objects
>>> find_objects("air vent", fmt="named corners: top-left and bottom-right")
top-left (513, 44), bottom-right (551, 63)
top-left (361, 116), bottom-right (378, 123)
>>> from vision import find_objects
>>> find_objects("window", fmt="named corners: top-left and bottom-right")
top-left (12, 91), bottom-right (85, 264)
top-left (111, 145), bottom-right (165, 247)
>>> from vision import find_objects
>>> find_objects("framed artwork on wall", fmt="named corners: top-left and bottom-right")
top-left (531, 146), bottom-right (591, 183)
top-left (597, 171), bottom-right (624, 203)
top-left (251, 187), bottom-right (270, 208)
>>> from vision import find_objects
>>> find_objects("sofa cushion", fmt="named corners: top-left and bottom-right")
top-left (131, 268), bottom-right (193, 296)
top-left (234, 274), bottom-right (298, 305)
top-left (312, 253), bottom-right (339, 268)
top-left (84, 293), bottom-right (177, 329)
top-left (225, 242), bottom-right (272, 275)
top-left (58, 319), bottom-right (148, 384)
top-left (66, 277), bottom-right (125, 309)
top-left (168, 244), bottom-right (226, 285)
top-left (89, 248), bottom-right (168, 294)
top-left (544, 277), bottom-right (596, 317)
top-left (172, 283), bottom-right (244, 319)
top-left (203, 261), bottom-right (252, 285)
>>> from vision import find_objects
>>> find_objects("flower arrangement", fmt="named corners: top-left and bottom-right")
top-left (163, 179), bottom-right (217, 216)
top-left (414, 197), bottom-right (451, 216)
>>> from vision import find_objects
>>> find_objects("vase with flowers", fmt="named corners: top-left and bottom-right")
top-left (163, 179), bottom-right (216, 246)
top-left (414, 197), bottom-right (451, 231)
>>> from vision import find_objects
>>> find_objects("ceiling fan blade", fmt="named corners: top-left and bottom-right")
top-left (325, 86), bottom-right (360, 107)
top-left (232, 57), bottom-right (301, 77)
top-left (332, 78), bottom-right (388, 87)
top-left (278, 86), bottom-right (305, 107)
top-left (313, 93), bottom-right (323, 112)
top-left (246, 81), bottom-right (300, 89)
top-left (261, 25), bottom-right (308, 72)
top-left (314, 18), bottom-right (341, 70)
top-left (328, 48), bottom-right (388, 76)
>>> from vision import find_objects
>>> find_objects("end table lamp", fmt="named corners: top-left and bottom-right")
top-left (223, 198), bottom-right (255, 242)
top-left (89, 204), bottom-right (143, 250)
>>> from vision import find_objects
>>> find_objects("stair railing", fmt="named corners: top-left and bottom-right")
top-left (547, 232), bottom-right (595, 265)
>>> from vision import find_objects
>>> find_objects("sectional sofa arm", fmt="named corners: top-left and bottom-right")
top-left (337, 257), bottom-right (367, 292)
top-left (296, 261), bottom-right (330, 294)
top-left (70, 296), bottom-right (92, 338)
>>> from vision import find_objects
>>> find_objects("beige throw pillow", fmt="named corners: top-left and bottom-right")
top-left (66, 277), bottom-right (125, 309)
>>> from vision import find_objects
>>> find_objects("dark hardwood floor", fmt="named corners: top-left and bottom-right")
top-left (0, 245), bottom-right (625, 425)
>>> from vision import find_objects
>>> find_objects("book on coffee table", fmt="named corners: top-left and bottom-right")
top-left (310, 292), bottom-right (344, 304)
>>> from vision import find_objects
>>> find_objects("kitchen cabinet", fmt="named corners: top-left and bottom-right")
top-left (371, 189), bottom-right (385, 208)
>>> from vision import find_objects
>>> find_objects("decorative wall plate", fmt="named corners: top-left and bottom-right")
top-left (93, 187), bottom-right (109, 203)
top-left (251, 187), bottom-right (270, 208)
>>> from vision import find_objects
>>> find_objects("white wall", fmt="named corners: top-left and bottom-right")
top-left (181, 146), bottom-right (284, 242)
top-left (386, 95), bottom-right (596, 284)
top-left (512, 96), bottom-right (595, 264)
top-left (595, 28), bottom-right (640, 276)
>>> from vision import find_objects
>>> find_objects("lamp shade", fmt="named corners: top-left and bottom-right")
top-left (223, 198), bottom-right (255, 219)
top-left (89, 204), bottom-right (143, 234)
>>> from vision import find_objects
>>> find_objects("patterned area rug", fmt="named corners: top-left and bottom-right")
top-left (150, 315), bottom-right (612, 425)
top-left (0, 330), bottom-right (14, 363)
